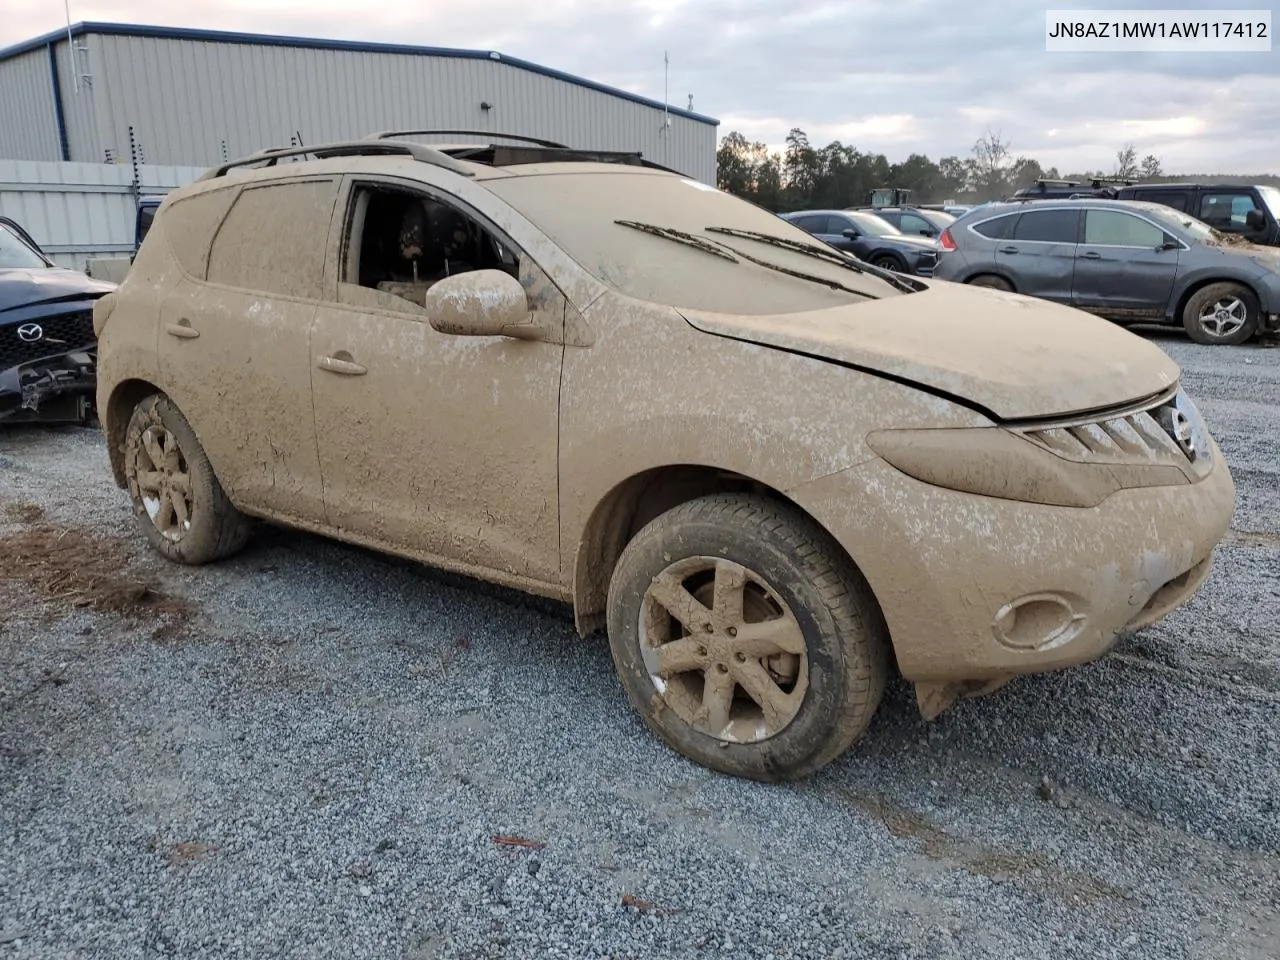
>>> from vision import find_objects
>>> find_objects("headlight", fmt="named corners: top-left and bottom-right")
top-left (866, 425), bottom-right (1190, 508)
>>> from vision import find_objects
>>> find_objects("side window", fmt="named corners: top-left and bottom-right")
top-left (1140, 191), bottom-right (1188, 213)
top-left (1199, 192), bottom-right (1260, 231)
top-left (341, 184), bottom-right (520, 310)
top-left (1011, 209), bottom-right (1079, 243)
top-left (873, 212), bottom-right (901, 229)
top-left (825, 215), bottom-right (854, 234)
top-left (161, 186), bottom-right (240, 279)
top-left (206, 179), bottom-right (337, 297)
top-left (1084, 210), bottom-right (1165, 247)
top-left (971, 214), bottom-right (1018, 240)
top-left (791, 215), bottom-right (829, 233)
top-left (899, 214), bottom-right (933, 235)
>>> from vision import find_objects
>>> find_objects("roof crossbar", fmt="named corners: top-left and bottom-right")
top-left (197, 140), bottom-right (477, 180)
top-left (365, 128), bottom-right (569, 148)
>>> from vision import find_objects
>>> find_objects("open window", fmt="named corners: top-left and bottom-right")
top-left (340, 183), bottom-right (519, 311)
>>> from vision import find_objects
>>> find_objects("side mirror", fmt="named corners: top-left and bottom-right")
top-left (919, 229), bottom-right (935, 237)
top-left (1245, 209), bottom-right (1266, 230)
top-left (842, 228), bottom-right (859, 239)
top-left (423, 269), bottom-right (536, 338)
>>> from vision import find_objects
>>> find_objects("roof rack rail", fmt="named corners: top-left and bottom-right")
top-left (364, 129), bottom-right (569, 149)
top-left (197, 140), bottom-right (477, 181)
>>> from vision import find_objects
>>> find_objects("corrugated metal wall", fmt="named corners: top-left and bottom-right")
top-left (0, 47), bottom-right (62, 162)
top-left (81, 34), bottom-right (716, 182)
top-left (0, 159), bottom-right (205, 270)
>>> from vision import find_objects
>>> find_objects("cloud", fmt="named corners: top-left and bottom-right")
top-left (4, 0), bottom-right (1278, 172)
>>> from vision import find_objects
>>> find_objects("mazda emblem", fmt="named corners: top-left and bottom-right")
top-left (16, 323), bottom-right (43, 342)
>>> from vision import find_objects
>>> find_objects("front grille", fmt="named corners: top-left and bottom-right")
top-left (1021, 411), bottom-right (1188, 467)
top-left (1013, 387), bottom-right (1211, 478)
top-left (0, 310), bottom-right (95, 371)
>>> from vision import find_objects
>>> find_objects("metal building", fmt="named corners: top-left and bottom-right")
top-left (0, 22), bottom-right (718, 182)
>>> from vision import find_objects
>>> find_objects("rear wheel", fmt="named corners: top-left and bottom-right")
top-left (1183, 282), bottom-right (1258, 345)
top-left (123, 394), bottom-right (251, 564)
top-left (605, 493), bottom-right (889, 781)
top-left (967, 274), bottom-right (1013, 292)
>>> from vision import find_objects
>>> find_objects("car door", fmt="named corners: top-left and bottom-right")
top-left (308, 175), bottom-right (564, 584)
top-left (820, 215), bottom-right (874, 257)
top-left (995, 208), bottom-right (1080, 304)
top-left (1197, 190), bottom-right (1269, 244)
top-left (158, 176), bottom-right (336, 522)
top-left (1072, 208), bottom-right (1180, 319)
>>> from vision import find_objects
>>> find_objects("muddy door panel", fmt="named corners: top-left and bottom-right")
top-left (1073, 209), bottom-right (1180, 318)
top-left (158, 279), bottom-right (324, 519)
top-left (156, 178), bottom-right (337, 521)
top-left (309, 285), bottom-right (564, 584)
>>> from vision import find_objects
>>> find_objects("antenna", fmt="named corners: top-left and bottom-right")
top-left (662, 51), bottom-right (670, 133)
top-left (687, 93), bottom-right (693, 111)
top-left (64, 0), bottom-right (77, 93)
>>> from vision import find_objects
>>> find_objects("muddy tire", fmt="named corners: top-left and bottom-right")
top-left (968, 274), bottom-right (1013, 292)
top-left (1182, 282), bottom-right (1258, 345)
top-left (605, 493), bottom-right (889, 781)
top-left (123, 393), bottom-right (251, 564)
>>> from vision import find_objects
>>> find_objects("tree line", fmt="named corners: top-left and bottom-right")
top-left (715, 127), bottom-right (1279, 212)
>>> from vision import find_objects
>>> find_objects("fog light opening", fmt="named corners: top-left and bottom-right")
top-left (993, 594), bottom-right (1087, 651)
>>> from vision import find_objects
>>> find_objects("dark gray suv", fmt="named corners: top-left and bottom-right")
top-left (933, 199), bottom-right (1280, 345)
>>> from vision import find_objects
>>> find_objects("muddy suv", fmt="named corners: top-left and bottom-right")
top-left (94, 134), bottom-right (1235, 781)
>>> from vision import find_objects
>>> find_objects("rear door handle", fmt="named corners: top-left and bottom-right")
top-left (165, 319), bottom-right (199, 339)
top-left (1080, 251), bottom-right (1101, 259)
top-left (316, 353), bottom-right (367, 376)
top-left (998, 245), bottom-right (1019, 254)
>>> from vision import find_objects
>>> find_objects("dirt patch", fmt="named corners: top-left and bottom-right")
top-left (844, 791), bottom-right (1130, 906)
top-left (1, 502), bottom-right (194, 641)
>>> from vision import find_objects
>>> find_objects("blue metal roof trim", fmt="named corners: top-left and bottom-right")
top-left (0, 21), bottom-right (720, 127)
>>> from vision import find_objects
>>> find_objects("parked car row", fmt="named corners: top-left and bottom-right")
top-left (779, 209), bottom-right (940, 275)
top-left (933, 198), bottom-right (1280, 345)
top-left (1013, 180), bottom-right (1280, 247)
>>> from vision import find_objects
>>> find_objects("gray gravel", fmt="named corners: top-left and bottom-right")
top-left (2, 330), bottom-right (1278, 960)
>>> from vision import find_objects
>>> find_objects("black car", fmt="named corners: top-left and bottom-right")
top-left (779, 209), bottom-right (939, 275)
top-left (1111, 183), bottom-right (1280, 247)
top-left (845, 205), bottom-right (956, 238)
top-left (1, 217), bottom-right (115, 423)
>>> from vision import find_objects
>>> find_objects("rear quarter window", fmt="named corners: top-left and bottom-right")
top-left (206, 179), bottom-right (338, 298)
top-left (161, 186), bottom-right (240, 279)
top-left (970, 213), bottom-right (1017, 239)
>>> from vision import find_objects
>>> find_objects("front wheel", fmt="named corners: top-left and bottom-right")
top-left (605, 494), bottom-right (889, 781)
top-left (123, 394), bottom-right (252, 564)
top-left (870, 254), bottom-right (904, 272)
top-left (1183, 282), bottom-right (1259, 345)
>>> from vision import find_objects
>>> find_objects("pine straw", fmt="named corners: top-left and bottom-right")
top-left (1, 502), bottom-right (194, 641)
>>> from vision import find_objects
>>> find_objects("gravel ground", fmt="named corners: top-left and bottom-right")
top-left (1, 331), bottom-right (1277, 960)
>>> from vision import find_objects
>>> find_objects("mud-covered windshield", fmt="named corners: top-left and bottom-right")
top-left (485, 172), bottom-right (908, 315)
top-left (0, 223), bottom-right (50, 269)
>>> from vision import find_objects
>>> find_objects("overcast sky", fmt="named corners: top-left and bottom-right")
top-left (5, 0), bottom-right (1278, 173)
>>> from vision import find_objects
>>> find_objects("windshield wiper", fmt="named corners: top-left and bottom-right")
top-left (706, 238), bottom-right (879, 300)
top-left (615, 220), bottom-right (739, 262)
top-left (705, 226), bottom-right (921, 294)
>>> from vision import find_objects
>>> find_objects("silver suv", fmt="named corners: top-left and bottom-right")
top-left (933, 198), bottom-right (1280, 345)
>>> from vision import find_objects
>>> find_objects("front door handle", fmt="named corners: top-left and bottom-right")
top-left (1080, 251), bottom-right (1101, 259)
top-left (998, 245), bottom-right (1019, 254)
top-left (316, 353), bottom-right (368, 376)
top-left (165, 319), bottom-right (199, 339)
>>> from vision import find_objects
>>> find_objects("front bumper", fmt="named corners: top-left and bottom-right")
top-left (0, 348), bottom-right (97, 423)
top-left (789, 442), bottom-right (1235, 683)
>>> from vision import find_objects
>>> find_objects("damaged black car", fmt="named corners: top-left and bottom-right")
top-left (1, 216), bottom-right (115, 424)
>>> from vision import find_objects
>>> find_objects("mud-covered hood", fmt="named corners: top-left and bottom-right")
top-left (679, 281), bottom-right (1181, 420)
top-left (0, 267), bottom-right (115, 315)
